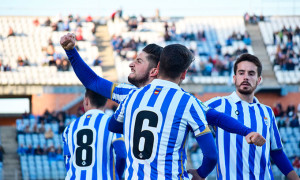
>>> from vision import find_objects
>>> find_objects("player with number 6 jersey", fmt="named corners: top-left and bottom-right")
top-left (62, 89), bottom-right (126, 180)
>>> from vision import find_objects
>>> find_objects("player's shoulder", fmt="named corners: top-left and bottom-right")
top-left (205, 96), bottom-right (224, 106)
top-left (115, 83), bottom-right (137, 90)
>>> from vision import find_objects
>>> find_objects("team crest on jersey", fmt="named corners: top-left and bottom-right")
top-left (263, 117), bottom-right (269, 126)
top-left (154, 88), bottom-right (162, 95)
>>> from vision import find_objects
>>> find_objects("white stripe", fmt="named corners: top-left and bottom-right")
top-left (253, 105), bottom-right (263, 179)
top-left (96, 114), bottom-right (108, 179)
top-left (241, 102), bottom-right (250, 180)
top-left (216, 99), bottom-right (226, 180)
top-left (157, 90), bottom-right (183, 180)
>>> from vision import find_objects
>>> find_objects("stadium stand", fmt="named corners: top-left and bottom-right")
top-left (259, 16), bottom-right (300, 84)
top-left (107, 16), bottom-right (254, 85)
top-left (16, 113), bottom-right (75, 180)
top-left (0, 16), bottom-right (102, 86)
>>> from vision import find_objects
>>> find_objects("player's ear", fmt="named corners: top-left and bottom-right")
top-left (180, 70), bottom-right (187, 80)
top-left (257, 76), bottom-right (262, 85)
top-left (233, 74), bottom-right (236, 84)
top-left (150, 67), bottom-right (158, 77)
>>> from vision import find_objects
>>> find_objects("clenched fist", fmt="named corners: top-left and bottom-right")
top-left (245, 132), bottom-right (266, 146)
top-left (60, 33), bottom-right (76, 50)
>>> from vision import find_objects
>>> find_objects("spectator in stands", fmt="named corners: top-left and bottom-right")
top-left (287, 104), bottom-right (296, 118)
top-left (32, 123), bottom-right (39, 134)
top-left (243, 34), bottom-right (251, 45)
top-left (16, 119), bottom-right (25, 135)
top-left (7, 27), bottom-right (15, 37)
top-left (241, 46), bottom-right (248, 54)
top-left (244, 12), bottom-right (250, 25)
top-left (17, 56), bottom-right (24, 66)
top-left (44, 17), bottom-right (51, 26)
top-left (33, 18), bottom-right (39, 26)
top-left (26, 145), bottom-right (34, 155)
top-left (259, 14), bottom-right (265, 21)
top-left (215, 41), bottom-right (222, 55)
top-left (295, 26), bottom-right (300, 36)
top-left (226, 36), bottom-right (233, 46)
top-left (34, 145), bottom-right (44, 155)
top-left (58, 120), bottom-right (65, 134)
top-left (17, 144), bottom-right (26, 155)
top-left (293, 157), bottom-right (300, 169)
top-left (44, 128), bottom-right (54, 139)
top-left (38, 120), bottom-right (46, 133)
top-left (47, 145), bottom-right (56, 161)
top-left (234, 47), bottom-right (243, 56)
top-left (290, 115), bottom-right (299, 128)
top-left (93, 56), bottom-right (103, 66)
top-left (56, 146), bottom-right (64, 161)
top-left (61, 58), bottom-right (70, 71)
top-left (0, 145), bottom-right (5, 162)
top-left (24, 125), bottom-right (31, 134)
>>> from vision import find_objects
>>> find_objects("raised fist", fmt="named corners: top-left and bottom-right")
top-left (60, 33), bottom-right (76, 50)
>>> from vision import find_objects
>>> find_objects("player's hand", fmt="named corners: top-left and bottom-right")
top-left (187, 169), bottom-right (205, 180)
top-left (245, 132), bottom-right (266, 146)
top-left (60, 33), bottom-right (76, 50)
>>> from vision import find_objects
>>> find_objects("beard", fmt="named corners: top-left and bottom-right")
top-left (236, 81), bottom-right (257, 95)
top-left (128, 71), bottom-right (150, 88)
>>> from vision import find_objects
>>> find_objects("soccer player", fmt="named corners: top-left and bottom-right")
top-left (110, 44), bottom-right (218, 179)
top-left (60, 33), bottom-right (266, 147)
top-left (205, 54), bottom-right (300, 180)
top-left (62, 89), bottom-right (126, 180)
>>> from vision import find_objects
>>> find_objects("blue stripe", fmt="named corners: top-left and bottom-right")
top-left (236, 102), bottom-right (244, 180)
top-left (248, 106), bottom-right (257, 180)
top-left (257, 105), bottom-right (268, 180)
top-left (137, 164), bottom-right (144, 180)
top-left (268, 160), bottom-right (274, 180)
top-left (224, 99), bottom-right (231, 180)
top-left (110, 145), bottom-right (115, 180)
top-left (207, 99), bottom-right (222, 108)
top-left (127, 85), bottom-right (151, 180)
top-left (177, 128), bottom-right (189, 180)
top-left (92, 113), bottom-right (104, 180)
top-left (80, 171), bottom-right (86, 180)
top-left (165, 93), bottom-right (190, 180)
top-left (147, 86), bottom-right (163, 107)
top-left (150, 89), bottom-right (177, 179)
top-left (71, 118), bottom-right (81, 180)
top-left (83, 115), bottom-right (91, 126)
top-left (267, 108), bottom-right (282, 149)
top-left (115, 86), bottom-right (134, 95)
top-left (102, 118), bottom-right (110, 180)
top-left (189, 104), bottom-right (205, 128)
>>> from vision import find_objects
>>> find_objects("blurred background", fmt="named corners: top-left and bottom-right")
top-left (0, 0), bottom-right (300, 179)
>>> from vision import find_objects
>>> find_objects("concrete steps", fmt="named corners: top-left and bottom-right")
top-left (95, 25), bottom-right (118, 82)
top-left (0, 126), bottom-right (21, 180)
top-left (246, 24), bottom-right (279, 87)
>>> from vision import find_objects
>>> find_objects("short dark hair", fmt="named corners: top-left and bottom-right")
top-left (159, 44), bottom-right (194, 79)
top-left (142, 44), bottom-right (163, 68)
top-left (85, 88), bottom-right (107, 108)
top-left (234, 53), bottom-right (262, 76)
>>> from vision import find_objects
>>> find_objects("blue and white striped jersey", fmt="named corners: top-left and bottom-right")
top-left (111, 83), bottom-right (136, 104)
top-left (205, 91), bottom-right (283, 180)
top-left (62, 109), bottom-right (123, 180)
top-left (114, 79), bottom-right (211, 180)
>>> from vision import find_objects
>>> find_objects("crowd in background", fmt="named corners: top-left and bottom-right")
top-left (272, 26), bottom-right (300, 71)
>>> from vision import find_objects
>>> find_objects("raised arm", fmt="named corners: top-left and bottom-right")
top-left (60, 33), bottom-right (113, 99)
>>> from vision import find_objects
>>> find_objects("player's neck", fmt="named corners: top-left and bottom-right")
top-left (236, 91), bottom-right (255, 103)
top-left (86, 106), bottom-right (105, 112)
top-left (157, 75), bottom-right (181, 85)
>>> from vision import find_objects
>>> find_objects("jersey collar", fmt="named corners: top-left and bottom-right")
top-left (151, 79), bottom-right (181, 90)
top-left (85, 109), bottom-right (104, 115)
top-left (229, 91), bottom-right (260, 104)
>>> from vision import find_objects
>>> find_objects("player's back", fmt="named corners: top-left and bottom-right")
top-left (118, 79), bottom-right (207, 180)
top-left (63, 109), bottom-right (119, 180)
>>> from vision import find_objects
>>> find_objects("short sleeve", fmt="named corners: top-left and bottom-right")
top-left (270, 113), bottom-right (283, 150)
top-left (187, 98), bottom-right (210, 137)
top-left (111, 83), bottom-right (137, 104)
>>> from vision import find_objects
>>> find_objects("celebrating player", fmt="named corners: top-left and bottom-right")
top-left (110, 44), bottom-right (218, 179)
top-left (205, 54), bottom-right (300, 180)
top-left (60, 33), bottom-right (266, 146)
top-left (62, 89), bottom-right (126, 180)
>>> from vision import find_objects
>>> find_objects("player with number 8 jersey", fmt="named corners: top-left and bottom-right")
top-left (62, 89), bottom-right (126, 180)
